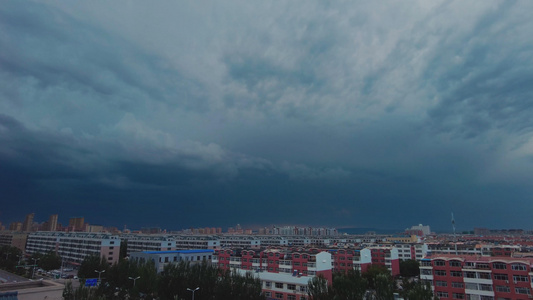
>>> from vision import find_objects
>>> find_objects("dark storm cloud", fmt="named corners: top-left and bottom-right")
top-left (411, 1), bottom-right (533, 138)
top-left (1, 1), bottom-right (533, 230)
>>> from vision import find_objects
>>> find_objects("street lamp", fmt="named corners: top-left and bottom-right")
top-left (31, 258), bottom-right (39, 279)
top-left (95, 269), bottom-right (106, 284)
top-left (129, 276), bottom-right (140, 287)
top-left (187, 287), bottom-right (199, 300)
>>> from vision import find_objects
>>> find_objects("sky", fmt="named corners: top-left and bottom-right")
top-left (1, 1), bottom-right (533, 232)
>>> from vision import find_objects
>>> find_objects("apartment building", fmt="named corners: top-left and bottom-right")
top-left (26, 232), bottom-right (120, 265)
top-left (219, 235), bottom-right (261, 249)
top-left (213, 248), bottom-right (332, 278)
top-left (124, 235), bottom-right (176, 256)
top-left (172, 235), bottom-right (221, 249)
top-left (218, 249), bottom-right (332, 300)
top-left (0, 232), bottom-right (28, 252)
top-left (130, 249), bottom-right (214, 273)
top-left (366, 246), bottom-right (400, 276)
top-left (420, 254), bottom-right (533, 299)
top-left (394, 243), bottom-right (429, 261)
top-left (331, 248), bottom-right (371, 273)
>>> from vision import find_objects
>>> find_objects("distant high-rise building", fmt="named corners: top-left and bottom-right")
top-left (69, 217), bottom-right (85, 231)
top-left (22, 213), bottom-right (35, 232)
top-left (87, 225), bottom-right (104, 233)
top-left (48, 214), bottom-right (58, 231)
top-left (9, 222), bottom-right (22, 231)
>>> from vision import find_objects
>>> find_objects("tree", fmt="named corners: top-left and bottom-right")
top-left (404, 281), bottom-right (434, 300)
top-left (331, 269), bottom-right (367, 300)
top-left (308, 275), bottom-right (332, 300)
top-left (0, 245), bottom-right (22, 272)
top-left (400, 260), bottom-right (420, 278)
top-left (158, 261), bottom-right (264, 300)
top-left (119, 240), bottom-right (128, 260)
top-left (63, 281), bottom-right (106, 300)
top-left (373, 273), bottom-right (395, 300)
top-left (78, 255), bottom-right (109, 280)
top-left (362, 265), bottom-right (390, 290)
top-left (40, 250), bottom-right (62, 271)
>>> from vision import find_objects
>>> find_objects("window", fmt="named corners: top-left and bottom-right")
top-left (479, 284), bottom-right (492, 291)
top-left (275, 282), bottom-right (284, 289)
top-left (452, 282), bottom-right (464, 288)
top-left (515, 287), bottom-right (531, 295)
top-left (453, 293), bottom-right (464, 299)
top-left (492, 262), bottom-right (506, 270)
top-left (451, 271), bottom-right (462, 277)
top-left (493, 273), bottom-right (508, 281)
top-left (108, 252), bottom-right (113, 255)
top-left (287, 295), bottom-right (296, 300)
top-left (265, 292), bottom-right (271, 297)
top-left (495, 285), bottom-right (510, 293)
top-left (513, 275), bottom-right (528, 282)
top-left (434, 260), bottom-right (445, 266)
top-left (275, 292), bottom-right (283, 299)
top-left (265, 281), bottom-right (272, 288)
top-left (434, 270), bottom-right (446, 276)
top-left (287, 284), bottom-right (296, 290)
top-left (511, 263), bottom-right (527, 271)
top-left (436, 281), bottom-right (447, 287)
top-left (436, 291), bottom-right (448, 298)
top-left (449, 260), bottom-right (461, 267)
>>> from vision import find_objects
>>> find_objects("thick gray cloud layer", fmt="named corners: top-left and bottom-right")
top-left (1, 1), bottom-right (533, 230)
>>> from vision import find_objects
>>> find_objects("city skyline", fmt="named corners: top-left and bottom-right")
top-left (1, 1), bottom-right (533, 231)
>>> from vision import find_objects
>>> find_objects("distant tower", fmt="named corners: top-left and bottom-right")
top-left (451, 212), bottom-right (457, 255)
top-left (69, 217), bottom-right (85, 231)
top-left (22, 213), bottom-right (35, 232)
top-left (48, 214), bottom-right (58, 231)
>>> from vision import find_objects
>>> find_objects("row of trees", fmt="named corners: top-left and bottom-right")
top-left (0, 245), bottom-right (22, 273)
top-left (309, 264), bottom-right (436, 300)
top-left (68, 256), bottom-right (265, 300)
top-left (0, 245), bottom-right (61, 277)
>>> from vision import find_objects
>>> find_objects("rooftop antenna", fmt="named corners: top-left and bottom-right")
top-left (451, 212), bottom-right (457, 255)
